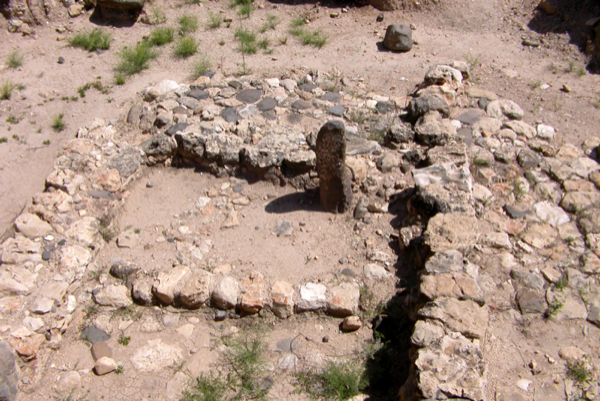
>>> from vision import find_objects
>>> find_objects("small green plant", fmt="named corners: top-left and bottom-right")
top-left (290, 17), bottom-right (306, 28)
top-left (219, 40), bottom-right (225, 46)
top-left (0, 137), bottom-right (7, 144)
top-left (466, 53), bottom-right (480, 69)
top-left (472, 157), bottom-right (490, 167)
top-left (52, 114), bottom-right (65, 132)
top-left (191, 54), bottom-right (211, 79)
top-left (178, 15), bottom-right (199, 34)
top-left (118, 336), bottom-right (131, 346)
top-left (187, 0), bottom-right (203, 3)
top-left (278, 36), bottom-right (288, 45)
top-left (257, 38), bottom-right (269, 50)
top-left (7, 51), bottom-right (23, 69)
top-left (6, 115), bottom-right (20, 124)
top-left (181, 373), bottom-right (226, 401)
top-left (238, 3), bottom-right (252, 18)
top-left (223, 336), bottom-right (267, 398)
top-left (235, 28), bottom-right (257, 54)
top-left (77, 83), bottom-right (91, 98)
top-left (296, 361), bottom-right (367, 400)
top-left (148, 6), bottom-right (167, 25)
top-left (566, 359), bottom-right (593, 383)
top-left (149, 27), bottom-right (175, 46)
top-left (207, 12), bottom-right (223, 29)
top-left (576, 66), bottom-right (587, 76)
top-left (300, 29), bottom-right (328, 48)
top-left (115, 73), bottom-right (126, 85)
top-left (529, 80), bottom-right (541, 89)
top-left (116, 43), bottom-right (158, 76)
top-left (43, 140), bottom-right (50, 145)
top-left (174, 36), bottom-right (199, 58)
top-left (69, 28), bottom-right (112, 52)
top-left (554, 277), bottom-right (567, 290)
top-left (115, 365), bottom-right (124, 374)
top-left (1, 80), bottom-right (17, 100)
top-left (565, 60), bottom-right (575, 73)
top-left (545, 299), bottom-right (564, 318)
top-left (98, 213), bottom-right (119, 242)
top-left (259, 14), bottom-right (279, 33)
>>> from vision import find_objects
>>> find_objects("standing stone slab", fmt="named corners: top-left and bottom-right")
top-left (316, 120), bottom-right (353, 213)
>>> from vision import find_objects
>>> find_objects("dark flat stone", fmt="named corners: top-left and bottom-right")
top-left (299, 83), bottom-right (317, 92)
top-left (172, 106), bottom-right (187, 115)
top-left (263, 111), bottom-right (277, 120)
top-left (204, 71), bottom-right (216, 78)
top-left (321, 92), bottom-right (341, 103)
top-left (285, 113), bottom-right (305, 125)
top-left (458, 127), bottom-right (473, 147)
top-left (222, 107), bottom-right (240, 123)
top-left (228, 80), bottom-right (243, 90)
top-left (291, 99), bottom-right (311, 110)
top-left (457, 109), bottom-right (483, 125)
top-left (186, 89), bottom-right (209, 100)
top-left (376, 101), bottom-right (395, 114)
top-left (257, 97), bottom-right (277, 112)
top-left (80, 325), bottom-right (110, 344)
top-left (87, 190), bottom-right (115, 200)
top-left (327, 105), bottom-right (345, 117)
top-left (478, 97), bottom-right (488, 109)
top-left (165, 123), bottom-right (190, 136)
top-left (42, 250), bottom-right (51, 261)
top-left (236, 88), bottom-right (262, 104)
top-left (504, 204), bottom-right (533, 219)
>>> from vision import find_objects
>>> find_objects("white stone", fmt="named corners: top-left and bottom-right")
top-left (363, 264), bottom-right (390, 280)
top-left (130, 339), bottom-right (183, 372)
top-left (211, 276), bottom-right (240, 310)
top-left (533, 201), bottom-right (570, 227)
top-left (536, 124), bottom-right (555, 140)
top-left (297, 283), bottom-right (327, 311)
top-left (94, 357), bottom-right (117, 375)
top-left (14, 213), bottom-right (53, 239)
top-left (94, 285), bottom-right (132, 308)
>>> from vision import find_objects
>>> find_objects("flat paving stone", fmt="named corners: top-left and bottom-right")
top-left (236, 89), bottom-right (262, 104)
top-left (257, 97), bottom-right (277, 112)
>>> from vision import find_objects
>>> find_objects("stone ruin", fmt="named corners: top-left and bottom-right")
top-left (1, 60), bottom-right (600, 401)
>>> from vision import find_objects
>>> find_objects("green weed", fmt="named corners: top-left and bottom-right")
top-left (118, 336), bottom-right (131, 346)
top-left (299, 29), bottom-right (327, 47)
top-left (257, 38), bottom-right (269, 50)
top-left (115, 73), bottom-right (126, 85)
top-left (7, 51), bottom-right (23, 69)
top-left (116, 43), bottom-right (158, 76)
top-left (6, 115), bottom-right (20, 124)
top-left (115, 365), bottom-right (124, 374)
top-left (296, 361), bottom-right (367, 400)
top-left (69, 28), bottom-right (112, 52)
top-left (191, 54), bottom-right (212, 79)
top-left (290, 17), bottom-right (306, 28)
top-left (566, 359), bottom-right (593, 383)
top-left (207, 12), bottom-right (223, 29)
top-left (238, 3), bottom-right (252, 18)
top-left (1, 80), bottom-right (17, 100)
top-left (223, 336), bottom-right (268, 398)
top-left (178, 15), bottom-right (199, 34)
top-left (52, 114), bottom-right (65, 132)
top-left (235, 28), bottom-right (257, 54)
top-left (181, 373), bottom-right (226, 401)
top-left (147, 6), bottom-right (167, 25)
top-left (174, 36), bottom-right (199, 58)
top-left (43, 140), bottom-right (50, 145)
top-left (0, 137), bottom-right (7, 144)
top-left (554, 277), bottom-right (567, 290)
top-left (149, 27), bottom-right (175, 46)
top-left (259, 14), bottom-right (279, 33)
top-left (545, 299), bottom-right (564, 318)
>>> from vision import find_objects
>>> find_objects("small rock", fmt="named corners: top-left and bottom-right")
top-left (383, 24), bottom-right (412, 52)
top-left (91, 341), bottom-right (112, 361)
top-left (94, 357), bottom-right (117, 376)
top-left (212, 276), bottom-right (240, 310)
top-left (342, 316), bottom-right (362, 331)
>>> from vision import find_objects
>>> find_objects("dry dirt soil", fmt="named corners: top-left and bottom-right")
top-left (1, 1), bottom-right (600, 400)
top-left (0, 0), bottom-right (599, 235)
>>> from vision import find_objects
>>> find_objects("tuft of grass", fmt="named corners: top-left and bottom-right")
top-left (181, 373), bottom-right (227, 401)
top-left (299, 29), bottom-right (328, 48)
top-left (77, 83), bottom-right (91, 98)
top-left (99, 213), bottom-right (119, 242)
top-left (7, 51), bottom-right (23, 69)
top-left (207, 12), bottom-right (223, 29)
top-left (219, 40), bottom-right (225, 46)
top-left (545, 299), bottom-right (563, 318)
top-left (52, 114), bottom-right (65, 132)
top-left (174, 36), bottom-right (199, 58)
top-left (115, 365), bottom-right (124, 374)
top-left (529, 80), bottom-right (541, 89)
top-left (148, 6), bottom-right (167, 25)
top-left (257, 38), bottom-right (269, 50)
top-left (115, 73), bottom-right (126, 85)
top-left (191, 54), bottom-right (211, 79)
top-left (1, 80), bottom-right (17, 100)
top-left (296, 361), bottom-right (367, 400)
top-left (238, 3), bottom-right (252, 18)
top-left (149, 27), bottom-right (175, 46)
top-left (43, 140), bottom-right (50, 145)
top-left (178, 15), bottom-right (199, 34)
top-left (259, 14), bottom-right (279, 33)
top-left (223, 336), bottom-right (268, 398)
top-left (290, 17), bottom-right (306, 28)
top-left (576, 66), bottom-right (587, 76)
top-left (554, 277), bottom-right (567, 290)
top-left (0, 137), bottom-right (7, 143)
top-left (565, 60), bottom-right (575, 73)
top-left (69, 28), bottom-right (112, 52)
top-left (235, 28), bottom-right (257, 54)
top-left (566, 359), bottom-right (593, 383)
top-left (116, 43), bottom-right (158, 76)
top-left (278, 36), bottom-right (288, 45)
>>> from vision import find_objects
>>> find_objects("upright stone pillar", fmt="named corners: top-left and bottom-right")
top-left (316, 120), bottom-right (353, 213)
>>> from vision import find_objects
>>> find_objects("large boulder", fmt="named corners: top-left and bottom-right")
top-left (97, 0), bottom-right (146, 20)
